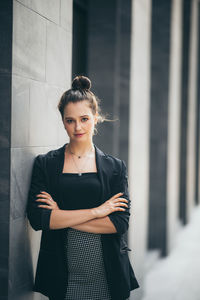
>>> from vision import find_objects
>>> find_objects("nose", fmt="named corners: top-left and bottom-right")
top-left (75, 121), bottom-right (81, 131)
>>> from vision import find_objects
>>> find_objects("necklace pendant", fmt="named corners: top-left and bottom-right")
top-left (78, 173), bottom-right (82, 176)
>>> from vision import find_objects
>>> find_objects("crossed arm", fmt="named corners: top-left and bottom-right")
top-left (36, 191), bottom-right (127, 234)
top-left (27, 156), bottom-right (130, 234)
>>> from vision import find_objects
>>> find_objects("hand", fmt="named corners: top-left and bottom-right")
top-left (36, 191), bottom-right (60, 210)
top-left (92, 192), bottom-right (128, 218)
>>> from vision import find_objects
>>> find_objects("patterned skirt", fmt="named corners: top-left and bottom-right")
top-left (64, 228), bottom-right (112, 300)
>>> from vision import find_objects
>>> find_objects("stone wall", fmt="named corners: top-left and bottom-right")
top-left (9, 1), bottom-right (72, 299)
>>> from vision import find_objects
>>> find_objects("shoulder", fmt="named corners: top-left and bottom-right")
top-left (95, 144), bottom-right (126, 173)
top-left (34, 144), bottom-right (65, 164)
top-left (105, 153), bottom-right (123, 166)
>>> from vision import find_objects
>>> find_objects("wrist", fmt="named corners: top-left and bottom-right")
top-left (91, 207), bottom-right (98, 218)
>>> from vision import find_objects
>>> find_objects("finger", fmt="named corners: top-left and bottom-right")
top-left (115, 202), bottom-right (128, 207)
top-left (114, 207), bottom-right (126, 212)
top-left (37, 195), bottom-right (54, 203)
top-left (36, 193), bottom-right (50, 199)
top-left (40, 191), bottom-right (51, 197)
top-left (37, 205), bottom-right (52, 209)
top-left (118, 197), bottom-right (128, 202)
top-left (113, 197), bottom-right (128, 203)
top-left (36, 199), bottom-right (51, 203)
top-left (112, 192), bottom-right (124, 199)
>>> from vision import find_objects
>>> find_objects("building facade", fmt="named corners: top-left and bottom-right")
top-left (0, 0), bottom-right (199, 299)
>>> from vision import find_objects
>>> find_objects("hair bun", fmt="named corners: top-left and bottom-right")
top-left (72, 75), bottom-right (91, 91)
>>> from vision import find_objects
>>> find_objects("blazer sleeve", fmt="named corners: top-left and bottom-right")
top-left (26, 155), bottom-right (52, 231)
top-left (108, 160), bottom-right (131, 235)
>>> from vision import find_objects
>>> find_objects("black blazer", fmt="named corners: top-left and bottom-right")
top-left (26, 143), bottom-right (139, 300)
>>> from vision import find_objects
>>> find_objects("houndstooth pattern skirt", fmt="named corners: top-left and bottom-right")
top-left (64, 228), bottom-right (111, 300)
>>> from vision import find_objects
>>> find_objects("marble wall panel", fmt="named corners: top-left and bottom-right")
top-left (11, 1), bottom-right (73, 299)
top-left (10, 148), bottom-right (34, 220)
top-left (13, 1), bottom-right (46, 81)
top-left (29, 80), bottom-right (67, 146)
top-left (60, 0), bottom-right (73, 32)
top-left (11, 75), bottom-right (30, 148)
top-left (16, 0), bottom-right (60, 24)
top-left (46, 20), bottom-right (72, 87)
top-left (9, 218), bottom-right (33, 295)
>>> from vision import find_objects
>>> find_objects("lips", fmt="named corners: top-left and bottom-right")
top-left (74, 133), bottom-right (85, 137)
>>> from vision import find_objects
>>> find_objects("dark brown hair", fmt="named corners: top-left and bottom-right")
top-left (57, 75), bottom-right (112, 135)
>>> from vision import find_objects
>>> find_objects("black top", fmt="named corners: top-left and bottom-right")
top-left (59, 172), bottom-right (102, 210)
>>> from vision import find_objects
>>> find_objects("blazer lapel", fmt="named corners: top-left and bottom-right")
top-left (94, 144), bottom-right (111, 203)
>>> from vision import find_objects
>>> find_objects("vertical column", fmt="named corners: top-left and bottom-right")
top-left (167, 0), bottom-right (182, 252)
top-left (148, 0), bottom-right (172, 257)
top-left (187, 0), bottom-right (199, 220)
top-left (196, 1), bottom-right (200, 205)
top-left (10, 1), bottom-right (73, 299)
top-left (87, 0), bottom-right (131, 164)
top-left (179, 0), bottom-right (191, 225)
top-left (129, 0), bottom-right (152, 298)
top-left (72, 0), bottom-right (89, 77)
top-left (0, 2), bottom-right (12, 300)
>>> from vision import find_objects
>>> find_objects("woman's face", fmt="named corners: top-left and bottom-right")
top-left (63, 100), bottom-right (98, 142)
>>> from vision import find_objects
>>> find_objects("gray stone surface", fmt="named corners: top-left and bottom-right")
top-left (29, 80), bottom-right (66, 146)
top-left (11, 75), bottom-right (30, 147)
top-left (9, 1), bottom-right (73, 299)
top-left (13, 1), bottom-right (46, 81)
top-left (60, 0), bottom-right (73, 31)
top-left (46, 20), bottom-right (72, 86)
top-left (17, 0), bottom-right (60, 24)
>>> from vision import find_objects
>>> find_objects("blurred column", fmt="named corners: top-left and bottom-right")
top-left (129, 0), bottom-right (152, 299)
top-left (196, 2), bottom-right (200, 205)
top-left (187, 0), bottom-right (199, 220)
top-left (179, 0), bottom-right (191, 225)
top-left (167, 0), bottom-right (182, 252)
top-left (0, 1), bottom-right (12, 300)
top-left (87, 0), bottom-right (132, 164)
top-left (148, 0), bottom-right (172, 257)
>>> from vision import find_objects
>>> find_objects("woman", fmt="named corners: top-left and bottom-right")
top-left (26, 75), bottom-right (139, 300)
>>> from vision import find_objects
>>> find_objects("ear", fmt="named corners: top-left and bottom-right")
top-left (94, 112), bottom-right (98, 125)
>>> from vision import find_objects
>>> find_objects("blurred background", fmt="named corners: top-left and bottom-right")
top-left (0, 0), bottom-right (200, 299)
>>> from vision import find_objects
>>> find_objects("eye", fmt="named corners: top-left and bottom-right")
top-left (82, 117), bottom-right (88, 122)
top-left (66, 119), bottom-right (73, 124)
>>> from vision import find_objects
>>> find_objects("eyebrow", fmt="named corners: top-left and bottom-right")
top-left (64, 115), bottom-right (89, 119)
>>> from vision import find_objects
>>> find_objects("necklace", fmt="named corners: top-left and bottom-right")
top-left (68, 143), bottom-right (93, 159)
top-left (67, 144), bottom-right (94, 176)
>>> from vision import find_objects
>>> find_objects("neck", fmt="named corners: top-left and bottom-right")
top-left (66, 140), bottom-right (94, 155)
